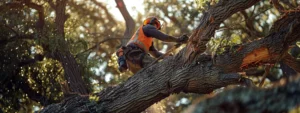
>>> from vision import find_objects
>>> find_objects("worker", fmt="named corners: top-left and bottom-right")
top-left (116, 16), bottom-right (189, 73)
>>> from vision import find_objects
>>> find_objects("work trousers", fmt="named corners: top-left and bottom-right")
top-left (123, 44), bottom-right (155, 73)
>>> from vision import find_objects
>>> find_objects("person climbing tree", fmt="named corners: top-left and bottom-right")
top-left (116, 16), bottom-right (189, 73)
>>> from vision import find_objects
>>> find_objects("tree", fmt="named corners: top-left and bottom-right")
top-left (1, 0), bottom-right (300, 113)
top-left (40, 0), bottom-right (300, 113)
top-left (1, 0), bottom-right (124, 112)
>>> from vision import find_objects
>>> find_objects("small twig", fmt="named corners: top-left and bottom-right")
top-left (2, 24), bottom-right (19, 36)
top-left (259, 65), bottom-right (271, 87)
top-left (250, 5), bottom-right (256, 17)
top-left (76, 38), bottom-right (129, 56)
top-left (270, 0), bottom-right (285, 14)
top-left (148, 43), bottom-right (182, 66)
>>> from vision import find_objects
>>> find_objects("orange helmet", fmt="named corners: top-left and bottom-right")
top-left (143, 17), bottom-right (161, 30)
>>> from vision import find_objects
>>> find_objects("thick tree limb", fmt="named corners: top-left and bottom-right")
top-left (216, 12), bottom-right (300, 73)
top-left (50, 0), bottom-right (89, 95)
top-left (189, 79), bottom-right (300, 113)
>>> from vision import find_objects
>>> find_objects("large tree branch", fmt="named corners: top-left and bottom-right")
top-left (115, 0), bottom-right (135, 46)
top-left (189, 78), bottom-right (300, 113)
top-left (216, 12), bottom-right (300, 73)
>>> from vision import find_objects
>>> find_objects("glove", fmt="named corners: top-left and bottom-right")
top-left (177, 34), bottom-right (189, 43)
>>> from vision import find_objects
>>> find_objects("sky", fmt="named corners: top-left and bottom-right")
top-left (98, 0), bottom-right (145, 21)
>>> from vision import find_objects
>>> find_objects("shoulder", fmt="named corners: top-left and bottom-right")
top-left (142, 24), bottom-right (157, 31)
top-left (142, 24), bottom-right (158, 37)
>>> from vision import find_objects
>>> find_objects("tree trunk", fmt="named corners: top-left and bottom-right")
top-left (41, 0), bottom-right (300, 112)
top-left (51, 0), bottom-right (89, 95)
top-left (53, 51), bottom-right (89, 95)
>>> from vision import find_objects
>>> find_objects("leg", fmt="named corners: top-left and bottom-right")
top-left (140, 54), bottom-right (156, 68)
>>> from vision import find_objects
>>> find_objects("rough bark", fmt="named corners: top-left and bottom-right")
top-left (189, 79), bottom-right (300, 113)
top-left (53, 51), bottom-right (90, 95)
top-left (50, 0), bottom-right (89, 95)
top-left (41, 0), bottom-right (300, 113)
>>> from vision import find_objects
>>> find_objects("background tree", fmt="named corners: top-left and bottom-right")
top-left (0, 0), bottom-right (124, 112)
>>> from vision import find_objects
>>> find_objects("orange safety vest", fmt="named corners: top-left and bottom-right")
top-left (127, 26), bottom-right (153, 53)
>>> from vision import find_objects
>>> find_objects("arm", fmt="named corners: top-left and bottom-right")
top-left (143, 25), bottom-right (178, 42)
top-left (149, 42), bottom-right (164, 58)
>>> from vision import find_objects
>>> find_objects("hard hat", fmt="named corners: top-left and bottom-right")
top-left (143, 17), bottom-right (161, 30)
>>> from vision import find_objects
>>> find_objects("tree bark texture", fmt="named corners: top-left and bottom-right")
top-left (53, 51), bottom-right (89, 95)
top-left (51, 0), bottom-right (89, 95)
top-left (41, 0), bottom-right (300, 113)
top-left (188, 78), bottom-right (300, 113)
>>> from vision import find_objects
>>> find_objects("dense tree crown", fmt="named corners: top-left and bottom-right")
top-left (0, 0), bottom-right (300, 113)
